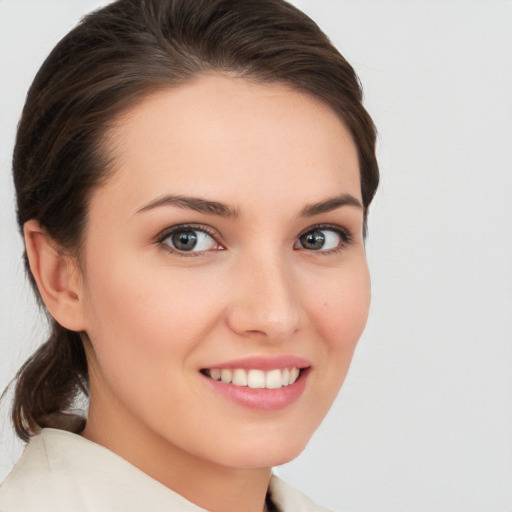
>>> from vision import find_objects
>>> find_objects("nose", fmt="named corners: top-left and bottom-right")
top-left (226, 253), bottom-right (304, 342)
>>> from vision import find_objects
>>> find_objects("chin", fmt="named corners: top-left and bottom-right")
top-left (216, 432), bottom-right (311, 470)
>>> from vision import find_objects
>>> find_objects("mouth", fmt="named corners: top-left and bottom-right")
top-left (200, 367), bottom-right (305, 389)
top-left (199, 357), bottom-right (311, 410)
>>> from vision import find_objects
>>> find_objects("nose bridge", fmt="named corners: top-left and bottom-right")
top-left (227, 246), bottom-right (302, 340)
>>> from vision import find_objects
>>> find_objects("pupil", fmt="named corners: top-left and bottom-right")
top-left (302, 231), bottom-right (325, 250)
top-left (172, 231), bottom-right (197, 251)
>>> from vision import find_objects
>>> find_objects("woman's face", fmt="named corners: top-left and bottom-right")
top-left (77, 75), bottom-right (370, 469)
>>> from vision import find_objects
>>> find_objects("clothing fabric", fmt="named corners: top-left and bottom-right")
top-left (0, 428), bottom-right (333, 512)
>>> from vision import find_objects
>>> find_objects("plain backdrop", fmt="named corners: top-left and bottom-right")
top-left (1, 1), bottom-right (511, 511)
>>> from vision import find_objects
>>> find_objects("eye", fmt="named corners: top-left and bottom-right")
top-left (295, 226), bottom-right (352, 253)
top-left (159, 225), bottom-right (222, 254)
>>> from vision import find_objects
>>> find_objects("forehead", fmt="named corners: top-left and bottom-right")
top-left (94, 74), bottom-right (361, 216)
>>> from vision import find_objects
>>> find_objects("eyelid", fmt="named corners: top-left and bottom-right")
top-left (295, 223), bottom-right (354, 253)
top-left (154, 222), bottom-right (354, 256)
top-left (155, 223), bottom-right (225, 255)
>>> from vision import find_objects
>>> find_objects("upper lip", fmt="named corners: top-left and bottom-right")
top-left (200, 356), bottom-right (311, 371)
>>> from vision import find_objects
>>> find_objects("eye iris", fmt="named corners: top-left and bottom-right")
top-left (301, 231), bottom-right (325, 250)
top-left (172, 230), bottom-right (198, 251)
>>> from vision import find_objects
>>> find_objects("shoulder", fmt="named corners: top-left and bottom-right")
top-left (0, 431), bottom-right (51, 510)
top-left (269, 475), bottom-right (337, 512)
top-left (0, 428), bottom-right (206, 512)
top-left (0, 430), bottom-right (336, 512)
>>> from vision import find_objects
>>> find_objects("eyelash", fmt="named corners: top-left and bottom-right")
top-left (155, 223), bottom-right (354, 257)
top-left (295, 223), bottom-right (354, 255)
top-left (156, 223), bottom-right (221, 257)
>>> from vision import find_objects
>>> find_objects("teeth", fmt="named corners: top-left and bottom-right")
top-left (206, 367), bottom-right (302, 389)
top-left (232, 369), bottom-right (248, 386)
top-left (289, 367), bottom-right (300, 384)
top-left (220, 369), bottom-right (232, 383)
top-left (248, 369), bottom-right (266, 389)
top-left (265, 369), bottom-right (283, 389)
top-left (210, 369), bottom-right (221, 380)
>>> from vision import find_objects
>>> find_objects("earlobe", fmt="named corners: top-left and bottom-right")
top-left (24, 219), bottom-right (86, 332)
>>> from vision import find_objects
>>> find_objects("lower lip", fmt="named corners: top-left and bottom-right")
top-left (201, 369), bottom-right (309, 411)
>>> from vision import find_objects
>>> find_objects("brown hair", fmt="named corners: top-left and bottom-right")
top-left (9, 0), bottom-right (379, 442)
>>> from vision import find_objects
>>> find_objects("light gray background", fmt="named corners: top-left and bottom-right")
top-left (1, 1), bottom-right (511, 511)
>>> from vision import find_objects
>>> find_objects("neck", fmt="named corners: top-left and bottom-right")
top-left (82, 384), bottom-right (272, 512)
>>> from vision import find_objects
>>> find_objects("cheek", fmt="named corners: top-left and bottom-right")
top-left (80, 258), bottom-right (226, 423)
top-left (80, 253), bottom-right (221, 369)
top-left (308, 259), bottom-right (371, 358)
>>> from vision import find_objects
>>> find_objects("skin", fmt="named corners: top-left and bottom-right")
top-left (26, 74), bottom-right (370, 512)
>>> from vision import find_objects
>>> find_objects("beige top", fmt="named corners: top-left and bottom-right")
top-left (0, 428), bottom-right (333, 512)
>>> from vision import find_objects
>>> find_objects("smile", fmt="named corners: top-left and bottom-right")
top-left (199, 357), bottom-right (311, 410)
top-left (201, 367), bottom-right (301, 389)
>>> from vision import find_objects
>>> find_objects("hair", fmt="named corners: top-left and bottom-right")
top-left (8, 0), bottom-right (379, 442)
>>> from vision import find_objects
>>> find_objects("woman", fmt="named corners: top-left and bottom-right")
top-left (0, 0), bottom-right (378, 511)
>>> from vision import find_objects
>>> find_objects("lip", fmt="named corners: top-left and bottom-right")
top-left (200, 355), bottom-right (311, 371)
top-left (199, 356), bottom-right (311, 411)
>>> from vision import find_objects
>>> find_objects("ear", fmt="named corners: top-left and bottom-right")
top-left (24, 219), bottom-right (86, 332)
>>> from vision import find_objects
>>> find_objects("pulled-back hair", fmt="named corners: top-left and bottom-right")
top-left (10, 0), bottom-right (379, 441)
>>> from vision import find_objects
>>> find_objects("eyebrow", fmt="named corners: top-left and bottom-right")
top-left (136, 194), bottom-right (240, 219)
top-left (299, 193), bottom-right (363, 217)
top-left (135, 192), bottom-right (362, 219)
